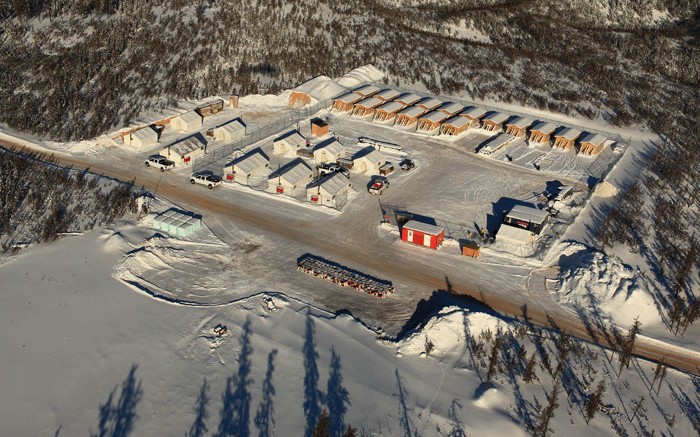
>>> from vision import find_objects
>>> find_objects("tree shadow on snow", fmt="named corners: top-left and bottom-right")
top-left (187, 379), bottom-right (209, 437)
top-left (326, 347), bottom-right (350, 437)
top-left (90, 364), bottom-right (143, 437)
top-left (303, 315), bottom-right (323, 437)
top-left (395, 368), bottom-right (418, 437)
top-left (254, 349), bottom-right (278, 437)
top-left (217, 318), bottom-right (254, 437)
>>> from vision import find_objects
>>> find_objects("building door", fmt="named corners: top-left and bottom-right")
top-left (424, 234), bottom-right (432, 248)
top-left (406, 229), bottom-right (414, 243)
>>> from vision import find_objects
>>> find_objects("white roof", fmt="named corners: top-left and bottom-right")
top-left (439, 102), bottom-right (463, 115)
top-left (274, 130), bottom-right (306, 148)
top-left (375, 101), bottom-right (404, 114)
top-left (154, 208), bottom-right (200, 227)
top-left (556, 127), bottom-right (582, 140)
top-left (175, 111), bottom-right (202, 125)
top-left (506, 205), bottom-right (549, 224)
top-left (354, 146), bottom-right (386, 164)
top-left (335, 65), bottom-right (385, 88)
top-left (335, 92), bottom-right (362, 105)
top-left (506, 116), bottom-right (533, 129)
top-left (403, 220), bottom-right (444, 236)
top-left (497, 225), bottom-right (534, 245)
top-left (293, 76), bottom-right (348, 101)
top-left (420, 110), bottom-right (450, 123)
top-left (375, 89), bottom-right (401, 101)
top-left (313, 172), bottom-right (351, 197)
top-left (397, 106), bottom-right (425, 118)
top-left (530, 121), bottom-right (557, 134)
top-left (274, 160), bottom-right (312, 186)
top-left (352, 84), bottom-right (380, 97)
top-left (580, 132), bottom-right (607, 145)
top-left (354, 96), bottom-right (383, 109)
top-left (395, 93), bottom-right (422, 106)
top-left (215, 119), bottom-right (245, 135)
top-left (417, 98), bottom-right (442, 110)
top-left (480, 132), bottom-right (513, 151)
top-left (313, 138), bottom-right (344, 156)
top-left (460, 106), bottom-right (487, 120)
top-left (443, 115), bottom-right (471, 128)
top-left (169, 134), bottom-right (206, 156)
top-left (230, 149), bottom-right (268, 175)
top-left (132, 126), bottom-right (158, 141)
top-left (483, 111), bottom-right (509, 125)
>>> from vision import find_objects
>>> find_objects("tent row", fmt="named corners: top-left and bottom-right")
top-left (528, 123), bottom-right (608, 155)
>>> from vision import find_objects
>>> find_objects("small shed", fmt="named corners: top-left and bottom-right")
top-left (395, 93), bottom-right (422, 107)
top-left (553, 127), bottom-right (582, 150)
top-left (196, 99), bottom-right (225, 118)
top-left (152, 208), bottom-right (202, 237)
top-left (170, 111), bottom-right (203, 132)
top-left (416, 97), bottom-right (443, 112)
top-left (273, 130), bottom-right (306, 155)
top-left (481, 112), bottom-right (509, 132)
top-left (459, 106), bottom-right (487, 128)
top-left (307, 172), bottom-right (352, 209)
top-left (270, 159), bottom-right (313, 192)
top-left (401, 220), bottom-right (445, 250)
top-left (311, 118), bottom-right (329, 137)
top-left (352, 84), bottom-right (380, 98)
top-left (212, 119), bottom-right (246, 142)
top-left (505, 116), bottom-right (533, 137)
top-left (441, 116), bottom-right (471, 136)
top-left (332, 92), bottom-right (362, 112)
top-left (224, 148), bottom-right (270, 183)
top-left (352, 96), bottom-right (384, 118)
top-left (373, 101), bottom-right (404, 123)
top-left (461, 241), bottom-right (481, 258)
top-left (160, 133), bottom-right (207, 164)
top-left (496, 225), bottom-right (536, 257)
top-left (312, 138), bottom-right (345, 163)
top-left (124, 125), bottom-right (159, 149)
top-left (418, 109), bottom-right (451, 132)
top-left (395, 105), bottom-right (426, 128)
top-left (374, 89), bottom-right (401, 102)
top-left (578, 132), bottom-right (607, 156)
top-left (503, 205), bottom-right (549, 235)
top-left (352, 146), bottom-right (387, 174)
top-left (288, 76), bottom-right (348, 107)
top-left (478, 133), bottom-right (514, 155)
top-left (529, 121), bottom-right (558, 145)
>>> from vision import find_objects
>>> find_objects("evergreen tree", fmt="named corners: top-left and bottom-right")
top-left (523, 352), bottom-right (538, 384)
top-left (313, 409), bottom-right (330, 437)
top-left (486, 333), bottom-right (502, 382)
top-left (584, 380), bottom-right (606, 424)
top-left (341, 425), bottom-right (357, 437)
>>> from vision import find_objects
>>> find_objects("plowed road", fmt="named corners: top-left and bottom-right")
top-left (3, 138), bottom-right (700, 376)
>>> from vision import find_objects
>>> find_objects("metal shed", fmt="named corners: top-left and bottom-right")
top-left (401, 220), bottom-right (445, 250)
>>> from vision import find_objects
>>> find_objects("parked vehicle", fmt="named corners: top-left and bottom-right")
top-left (190, 172), bottom-right (222, 189)
top-left (368, 176), bottom-right (389, 195)
top-left (144, 155), bottom-right (175, 172)
top-left (318, 163), bottom-right (350, 178)
top-left (399, 158), bottom-right (415, 172)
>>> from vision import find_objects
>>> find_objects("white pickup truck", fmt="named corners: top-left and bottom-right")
top-left (144, 155), bottom-right (175, 171)
top-left (190, 172), bottom-right (223, 189)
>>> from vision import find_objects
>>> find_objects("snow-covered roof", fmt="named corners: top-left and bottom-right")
top-left (335, 65), bottom-right (385, 88)
top-left (353, 146), bottom-right (386, 164)
top-left (506, 116), bottom-right (533, 129)
top-left (132, 126), bottom-right (158, 141)
top-left (420, 110), bottom-right (450, 123)
top-left (497, 224), bottom-right (534, 244)
top-left (175, 111), bottom-right (202, 125)
top-left (483, 111), bottom-right (509, 125)
top-left (530, 121), bottom-right (558, 134)
top-left (215, 119), bottom-right (245, 135)
top-left (480, 133), bottom-right (513, 151)
top-left (580, 132), bottom-right (607, 145)
top-left (230, 149), bottom-right (269, 175)
top-left (506, 205), bottom-right (549, 225)
top-left (442, 115), bottom-right (470, 128)
top-left (374, 89), bottom-right (401, 101)
top-left (273, 159), bottom-right (312, 186)
top-left (352, 84), bottom-right (380, 97)
top-left (312, 172), bottom-right (351, 197)
top-left (274, 130), bottom-right (306, 148)
top-left (153, 208), bottom-right (201, 231)
top-left (403, 220), bottom-right (444, 236)
top-left (395, 93), bottom-right (422, 106)
top-left (293, 75), bottom-right (348, 101)
top-left (555, 127), bottom-right (582, 140)
top-left (417, 98), bottom-right (442, 110)
top-left (169, 133), bottom-right (206, 156)
top-left (334, 92), bottom-right (363, 105)
top-left (460, 106), bottom-right (487, 120)
top-left (375, 101), bottom-right (404, 114)
top-left (354, 96), bottom-right (383, 109)
top-left (439, 102), bottom-right (464, 115)
top-left (313, 138), bottom-right (344, 156)
top-left (397, 105), bottom-right (425, 118)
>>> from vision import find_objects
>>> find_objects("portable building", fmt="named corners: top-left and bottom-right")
top-left (352, 147), bottom-right (387, 174)
top-left (152, 208), bottom-right (202, 237)
top-left (170, 111), bottom-right (203, 132)
top-left (212, 119), bottom-right (246, 142)
top-left (481, 112), bottom-right (509, 132)
top-left (478, 133), bottom-right (514, 155)
top-left (307, 172), bottom-right (352, 209)
top-left (332, 93), bottom-right (362, 112)
top-left (374, 89), bottom-right (401, 102)
top-left (395, 93), bottom-right (422, 107)
top-left (553, 127), bottom-right (582, 150)
top-left (401, 220), bottom-right (445, 250)
top-left (395, 105), bottom-right (426, 128)
top-left (416, 97), bottom-right (443, 112)
top-left (418, 109), bottom-right (451, 132)
top-left (503, 205), bottom-right (549, 235)
top-left (270, 159), bottom-right (313, 192)
top-left (529, 121), bottom-right (557, 145)
top-left (288, 76), bottom-right (348, 107)
top-left (124, 125), bottom-right (159, 149)
top-left (273, 130), bottom-right (306, 155)
top-left (312, 138), bottom-right (345, 163)
top-left (352, 84), bottom-right (380, 98)
top-left (310, 118), bottom-right (329, 137)
top-left (496, 225), bottom-right (536, 257)
top-left (440, 115), bottom-right (471, 136)
top-left (578, 132), bottom-right (607, 156)
top-left (459, 106), bottom-right (487, 128)
top-left (224, 148), bottom-right (269, 184)
top-left (160, 133), bottom-right (207, 165)
top-left (505, 116), bottom-right (533, 137)
top-left (461, 241), bottom-right (481, 258)
top-left (196, 99), bottom-right (224, 118)
top-left (373, 101), bottom-right (404, 123)
top-left (352, 96), bottom-right (384, 118)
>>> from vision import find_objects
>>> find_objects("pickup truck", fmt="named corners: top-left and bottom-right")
top-left (318, 163), bottom-right (350, 178)
top-left (368, 176), bottom-right (389, 195)
top-left (145, 155), bottom-right (175, 171)
top-left (189, 172), bottom-right (223, 189)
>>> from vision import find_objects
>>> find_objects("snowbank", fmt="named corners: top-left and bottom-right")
top-left (335, 64), bottom-right (385, 89)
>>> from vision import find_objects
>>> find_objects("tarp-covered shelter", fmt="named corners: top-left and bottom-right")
top-left (352, 84), bottom-right (380, 98)
top-left (373, 101), bottom-right (404, 123)
top-left (395, 93), bottom-right (422, 107)
top-left (578, 132), bottom-right (607, 156)
top-left (481, 112), bottom-right (509, 132)
top-left (529, 121), bottom-right (557, 145)
top-left (505, 116), bottom-right (533, 137)
top-left (312, 138), bottom-right (345, 163)
top-left (459, 106), bottom-right (487, 128)
top-left (352, 146), bottom-right (387, 174)
top-left (307, 172), bottom-right (352, 209)
top-left (374, 89), bottom-right (401, 102)
top-left (352, 96), bottom-right (384, 117)
top-left (441, 116), bottom-right (471, 136)
top-left (160, 133), bottom-right (207, 164)
top-left (224, 148), bottom-right (270, 184)
top-left (288, 76), bottom-right (348, 107)
top-left (212, 119), bottom-right (246, 142)
top-left (395, 105), bottom-right (426, 128)
top-left (270, 159), bottom-right (313, 192)
top-left (273, 130), bottom-right (306, 155)
top-left (170, 111), bottom-right (203, 132)
top-left (553, 127), bottom-right (582, 150)
top-left (332, 92), bottom-right (362, 112)
top-left (124, 125), bottom-right (159, 149)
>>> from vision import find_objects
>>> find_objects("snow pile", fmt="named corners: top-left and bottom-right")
top-left (554, 243), bottom-right (657, 327)
top-left (239, 92), bottom-right (290, 108)
top-left (292, 75), bottom-right (348, 103)
top-left (593, 181), bottom-right (619, 199)
top-left (335, 64), bottom-right (385, 89)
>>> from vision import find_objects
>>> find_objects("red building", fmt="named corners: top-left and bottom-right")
top-left (401, 220), bottom-right (445, 250)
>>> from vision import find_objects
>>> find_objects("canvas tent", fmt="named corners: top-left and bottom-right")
top-left (332, 92), bottom-right (363, 112)
top-left (395, 93), bottom-right (422, 107)
top-left (273, 130), bottom-right (306, 155)
top-left (505, 116), bottom-right (533, 137)
top-left (418, 110), bottom-right (451, 132)
top-left (307, 172), bottom-right (352, 209)
top-left (481, 112), bottom-right (509, 132)
top-left (352, 146), bottom-right (387, 174)
top-left (351, 84), bottom-right (380, 98)
top-left (124, 126), bottom-right (159, 149)
top-left (495, 225), bottom-right (536, 257)
top-left (374, 89), bottom-right (401, 102)
top-left (212, 119), bottom-right (246, 142)
top-left (459, 106), bottom-right (487, 128)
top-left (224, 148), bottom-right (269, 184)
top-left (160, 133), bottom-right (207, 164)
top-left (441, 115), bottom-right (471, 136)
top-left (395, 105), bottom-right (426, 128)
top-left (416, 97), bottom-right (442, 112)
top-left (352, 97), bottom-right (384, 117)
top-left (170, 111), bottom-right (202, 132)
top-left (553, 127), bottom-right (582, 150)
top-left (270, 159), bottom-right (313, 193)
top-left (503, 204), bottom-right (549, 235)
top-left (312, 138), bottom-right (345, 163)
top-left (373, 101), bottom-right (404, 123)
top-left (578, 132), bottom-right (607, 155)
top-left (529, 121), bottom-right (557, 145)
top-left (288, 75), bottom-right (348, 107)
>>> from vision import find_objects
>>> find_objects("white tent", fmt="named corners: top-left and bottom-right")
top-left (213, 119), bottom-right (246, 142)
top-left (307, 172), bottom-right (352, 208)
top-left (270, 159), bottom-right (313, 191)
top-left (495, 225), bottom-right (536, 257)
top-left (288, 76), bottom-right (348, 107)
top-left (224, 148), bottom-right (269, 183)
top-left (124, 126), bottom-right (159, 149)
top-left (170, 111), bottom-right (202, 132)
top-left (312, 138), bottom-right (345, 163)
top-left (160, 133), bottom-right (207, 164)
top-left (273, 130), bottom-right (306, 155)
top-left (352, 147), bottom-right (387, 174)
